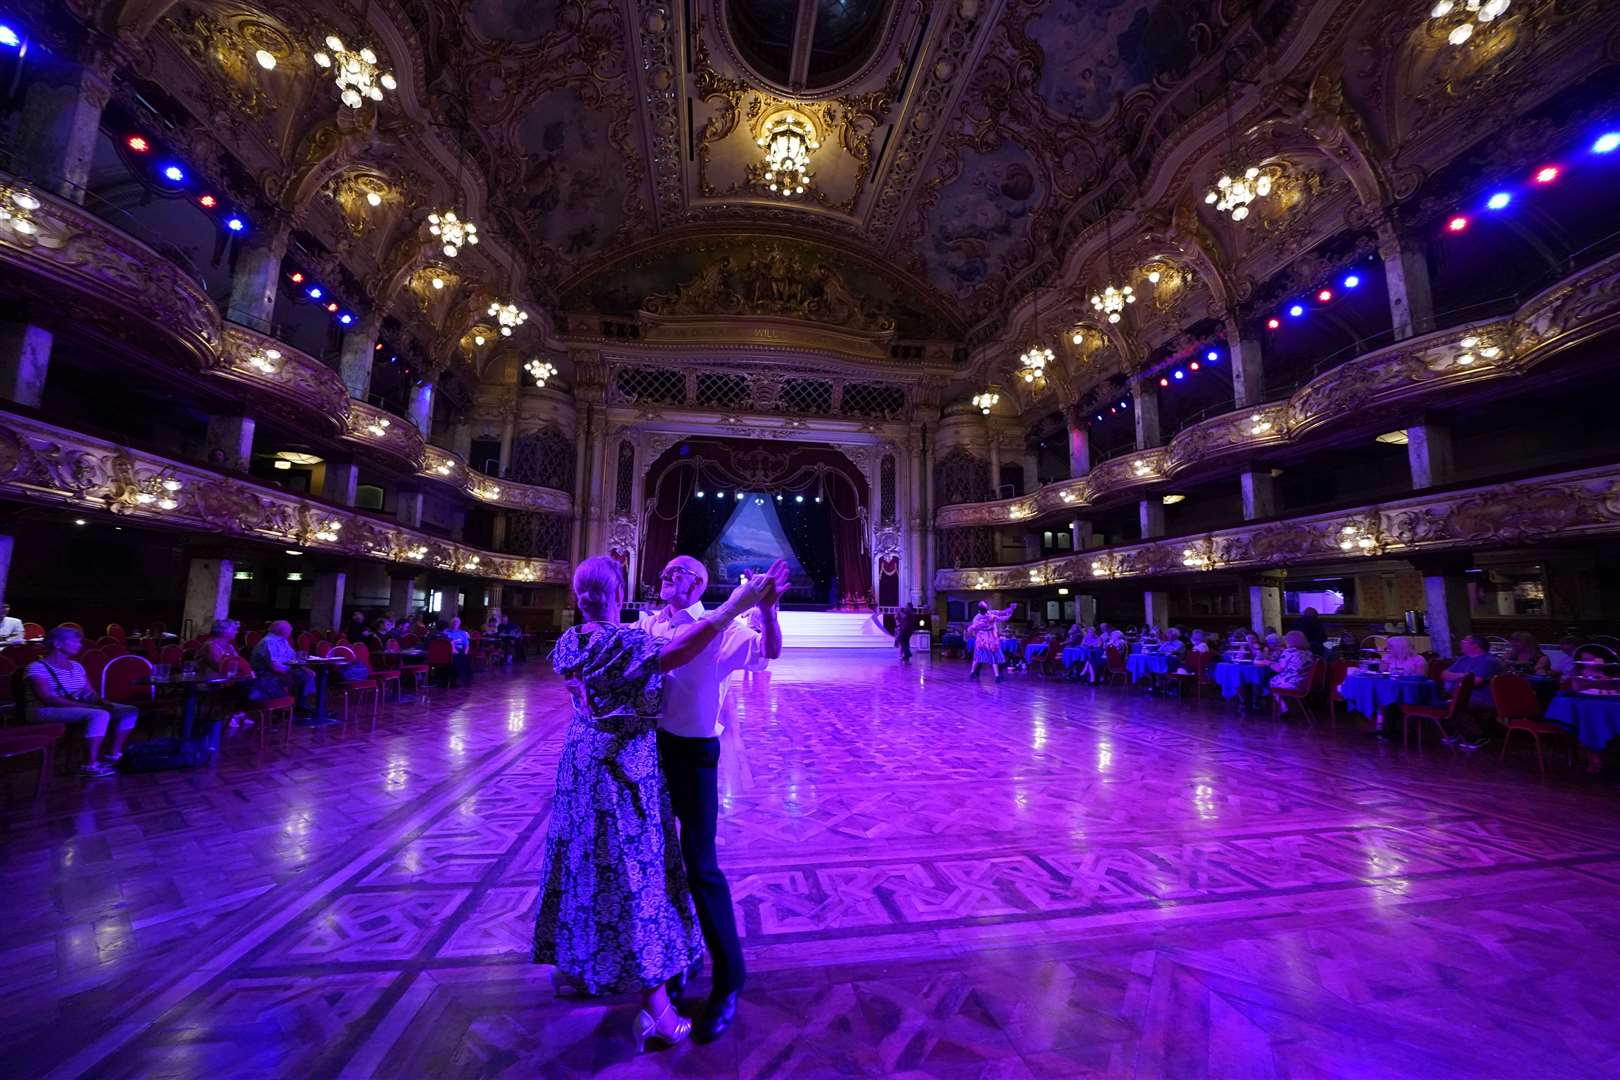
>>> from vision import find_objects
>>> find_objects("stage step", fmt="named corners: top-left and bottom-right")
top-left (774, 610), bottom-right (894, 650)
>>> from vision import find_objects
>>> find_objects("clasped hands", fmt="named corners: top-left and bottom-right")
top-left (728, 559), bottom-right (792, 612)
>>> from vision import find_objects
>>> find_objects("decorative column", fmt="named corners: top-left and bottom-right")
top-left (1376, 214), bottom-right (1436, 340)
top-left (1132, 378), bottom-right (1162, 450)
top-left (584, 409), bottom-right (609, 552)
top-left (12, 54), bottom-right (110, 202)
top-left (224, 224), bottom-right (291, 332)
top-left (1412, 555), bottom-right (1472, 657)
top-left (1240, 470), bottom-right (1277, 520)
top-left (908, 423), bottom-right (927, 605)
top-left (1143, 590), bottom-right (1170, 631)
top-left (1072, 519), bottom-right (1094, 551)
top-left (438, 580), bottom-right (461, 622)
top-left (395, 490), bottom-right (424, 529)
top-left (389, 574), bottom-right (416, 618)
top-left (1406, 420), bottom-right (1455, 490)
top-left (205, 413), bottom-right (255, 472)
top-left (322, 462), bottom-right (359, 506)
top-left (1226, 317), bottom-right (1265, 408)
top-left (181, 557), bottom-right (234, 640)
top-left (921, 421), bottom-right (938, 606)
top-left (1139, 499), bottom-right (1166, 539)
top-left (408, 382), bottom-right (435, 437)
top-left (1248, 573), bottom-right (1284, 635)
top-left (0, 318), bottom-right (53, 409)
top-left (986, 430), bottom-right (1002, 498)
top-left (309, 570), bottom-right (347, 631)
top-left (1022, 449), bottom-right (1040, 495)
top-left (338, 314), bottom-right (381, 401)
top-left (1062, 405), bottom-right (1091, 478)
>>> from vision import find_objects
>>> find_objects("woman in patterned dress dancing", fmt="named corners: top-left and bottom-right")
top-left (967, 600), bottom-right (1018, 682)
top-left (533, 556), bottom-right (776, 1052)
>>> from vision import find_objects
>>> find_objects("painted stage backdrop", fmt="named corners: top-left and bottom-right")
top-left (703, 497), bottom-right (811, 588)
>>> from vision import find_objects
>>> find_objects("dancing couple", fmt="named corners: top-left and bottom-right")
top-left (533, 553), bottom-right (788, 1052)
top-left (967, 599), bottom-right (1018, 681)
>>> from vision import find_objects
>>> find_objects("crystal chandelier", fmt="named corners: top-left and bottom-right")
top-left (312, 35), bottom-right (396, 109)
top-left (757, 112), bottom-right (818, 198)
top-left (428, 210), bottom-right (477, 258)
top-left (971, 391), bottom-right (999, 415)
top-left (1429, 0), bottom-right (1510, 45)
top-left (487, 301), bottom-right (527, 336)
top-left (1181, 537), bottom-right (1220, 570)
top-left (1090, 284), bottom-right (1135, 324)
top-left (0, 185), bottom-right (42, 236)
top-left (524, 359), bottom-right (557, 386)
top-left (1205, 167), bottom-right (1274, 222)
top-left (1017, 343), bottom-right (1053, 383)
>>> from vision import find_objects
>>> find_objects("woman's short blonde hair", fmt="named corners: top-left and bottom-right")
top-left (1385, 635), bottom-right (1415, 659)
top-left (1284, 630), bottom-right (1310, 650)
top-left (572, 556), bottom-right (623, 611)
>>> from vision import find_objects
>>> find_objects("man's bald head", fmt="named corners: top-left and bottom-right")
top-left (660, 555), bottom-right (709, 607)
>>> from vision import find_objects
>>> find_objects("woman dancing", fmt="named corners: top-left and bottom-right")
top-left (967, 600), bottom-right (1018, 682)
top-left (533, 556), bottom-right (779, 1052)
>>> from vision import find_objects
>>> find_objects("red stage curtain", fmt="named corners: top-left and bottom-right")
top-left (828, 477), bottom-right (871, 607)
top-left (639, 466), bottom-right (694, 598)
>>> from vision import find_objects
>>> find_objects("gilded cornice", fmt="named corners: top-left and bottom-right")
top-left (0, 410), bottom-right (569, 585)
top-left (936, 460), bottom-right (1620, 592)
top-left (420, 445), bottom-right (571, 515)
top-left (934, 249), bottom-right (1620, 528)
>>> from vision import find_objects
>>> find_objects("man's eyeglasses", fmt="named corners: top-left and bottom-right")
top-left (660, 567), bottom-right (700, 584)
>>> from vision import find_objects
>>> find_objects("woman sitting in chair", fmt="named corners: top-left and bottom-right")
top-left (1503, 632), bottom-right (1552, 677)
top-left (1380, 635), bottom-right (1430, 677)
top-left (1261, 631), bottom-right (1315, 714)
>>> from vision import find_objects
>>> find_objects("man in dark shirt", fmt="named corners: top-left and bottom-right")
top-left (1441, 634), bottom-right (1504, 750)
top-left (1293, 608), bottom-right (1328, 655)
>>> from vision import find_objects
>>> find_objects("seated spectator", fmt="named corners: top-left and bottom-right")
top-left (1440, 633), bottom-right (1504, 749)
top-left (1503, 632), bottom-right (1552, 676)
top-left (1378, 635), bottom-right (1429, 677)
top-left (198, 619), bottom-right (243, 674)
top-left (1261, 631), bottom-right (1316, 713)
top-left (443, 616), bottom-right (474, 687)
top-left (1565, 647), bottom-right (1615, 690)
top-left (1545, 636), bottom-right (1579, 674)
top-left (250, 620), bottom-right (318, 719)
top-left (0, 602), bottom-right (24, 643)
top-left (26, 626), bottom-right (138, 777)
top-left (1263, 632), bottom-right (1283, 660)
top-left (1063, 622), bottom-right (1085, 647)
top-left (1189, 629), bottom-right (1211, 654)
top-left (1106, 628), bottom-right (1127, 651)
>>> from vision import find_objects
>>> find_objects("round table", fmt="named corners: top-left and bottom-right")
top-left (1000, 638), bottom-right (1021, 659)
top-left (1126, 653), bottom-right (1170, 683)
top-left (1062, 645), bottom-right (1106, 669)
top-left (1338, 673), bottom-right (1442, 718)
top-left (299, 655), bottom-right (352, 725)
top-left (141, 672), bottom-right (246, 749)
top-left (1024, 643), bottom-right (1049, 664)
top-left (1544, 693), bottom-right (1620, 754)
top-left (1213, 661), bottom-right (1271, 700)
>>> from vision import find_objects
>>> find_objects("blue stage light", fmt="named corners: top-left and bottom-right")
top-left (1173, 369), bottom-right (1185, 380)
top-left (0, 26), bottom-right (21, 48)
top-left (307, 286), bottom-right (323, 300)
top-left (1119, 400), bottom-right (1128, 409)
top-left (161, 164), bottom-right (185, 182)
top-left (1288, 303), bottom-right (1305, 318)
top-left (1486, 191), bottom-right (1511, 210)
top-left (337, 312), bottom-right (353, 325)
top-left (1095, 413), bottom-right (1103, 422)
top-left (1343, 274), bottom-right (1361, 289)
top-left (1206, 350), bottom-right (1218, 362)
top-left (1593, 132), bottom-right (1620, 155)
top-left (225, 216), bottom-right (245, 231)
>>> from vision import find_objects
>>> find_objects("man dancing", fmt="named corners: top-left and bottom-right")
top-left (640, 555), bottom-right (789, 1042)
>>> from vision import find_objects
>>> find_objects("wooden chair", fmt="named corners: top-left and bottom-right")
top-left (1492, 674), bottom-right (1571, 775)
top-left (1326, 660), bottom-right (1352, 725)
top-left (326, 646), bottom-right (380, 731)
top-left (56, 621), bottom-right (83, 633)
top-left (1270, 659), bottom-right (1327, 723)
top-left (1402, 674), bottom-right (1474, 749)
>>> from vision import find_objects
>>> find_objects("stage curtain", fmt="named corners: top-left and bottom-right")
top-left (778, 499), bottom-right (835, 598)
top-left (639, 466), bottom-right (694, 597)
top-left (674, 485), bottom-right (734, 568)
top-left (828, 478), bottom-right (871, 607)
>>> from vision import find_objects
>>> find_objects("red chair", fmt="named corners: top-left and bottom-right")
top-left (426, 637), bottom-right (454, 691)
top-left (3, 644), bottom-right (42, 666)
top-left (352, 642), bottom-right (401, 702)
top-left (56, 621), bottom-right (84, 633)
top-left (402, 634), bottom-right (421, 649)
top-left (21, 622), bottom-right (43, 641)
top-left (1168, 651), bottom-right (1215, 702)
top-left (0, 724), bottom-right (65, 798)
top-left (327, 646), bottom-right (380, 731)
top-left (395, 641), bottom-right (430, 703)
top-left (79, 649), bottom-right (109, 693)
top-left (101, 654), bottom-right (156, 707)
top-left (1492, 674), bottom-right (1571, 774)
top-left (147, 620), bottom-right (166, 636)
top-left (1402, 674), bottom-right (1475, 748)
top-left (245, 630), bottom-right (262, 649)
top-left (1270, 659), bottom-right (1327, 723)
top-left (1104, 646), bottom-right (1129, 687)
top-left (1326, 660), bottom-right (1352, 725)
top-left (312, 640), bottom-right (333, 658)
top-left (295, 631), bottom-right (314, 652)
top-left (1425, 656), bottom-right (1453, 685)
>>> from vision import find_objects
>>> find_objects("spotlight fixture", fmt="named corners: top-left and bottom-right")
top-left (1594, 132), bottom-right (1620, 155)
top-left (126, 135), bottom-right (149, 153)
top-left (198, 194), bottom-right (217, 208)
top-left (337, 312), bottom-right (354, 325)
top-left (1189, 361), bottom-right (1200, 372)
top-left (1267, 317), bottom-right (1281, 330)
top-left (1533, 165), bottom-right (1560, 183)
top-left (1486, 191), bottom-right (1511, 210)
top-left (0, 25), bottom-right (19, 48)
top-left (1317, 288), bottom-right (1333, 302)
top-left (289, 271), bottom-right (305, 284)
top-left (1173, 369), bottom-right (1185, 380)
top-left (696, 490), bottom-right (705, 498)
top-left (1447, 214), bottom-right (1469, 232)
top-left (161, 164), bottom-right (185, 182)
top-left (1343, 274), bottom-right (1361, 289)
top-left (307, 285), bottom-right (323, 299)
top-left (1158, 377), bottom-right (1169, 388)
top-left (1288, 304), bottom-right (1305, 318)
top-left (1206, 350), bottom-right (1219, 362)
top-left (226, 216), bottom-right (245, 232)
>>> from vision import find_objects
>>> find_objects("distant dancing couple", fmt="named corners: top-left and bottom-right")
top-left (533, 554), bottom-right (789, 1052)
top-left (968, 599), bottom-right (1018, 681)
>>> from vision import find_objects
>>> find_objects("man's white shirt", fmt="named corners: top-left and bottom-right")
top-left (0, 616), bottom-right (23, 643)
top-left (636, 601), bottom-right (761, 738)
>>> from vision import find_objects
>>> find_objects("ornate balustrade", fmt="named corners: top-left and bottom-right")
top-left (936, 250), bottom-right (1620, 528)
top-left (0, 176), bottom-right (574, 518)
top-left (935, 461), bottom-right (1620, 591)
top-left (0, 409), bottom-right (570, 585)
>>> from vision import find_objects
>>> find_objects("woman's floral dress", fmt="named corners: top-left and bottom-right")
top-left (532, 625), bottom-right (704, 994)
top-left (968, 612), bottom-right (1009, 664)
top-left (1269, 646), bottom-right (1315, 690)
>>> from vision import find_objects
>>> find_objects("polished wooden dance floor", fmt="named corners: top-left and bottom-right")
top-left (4, 653), bottom-right (1620, 1078)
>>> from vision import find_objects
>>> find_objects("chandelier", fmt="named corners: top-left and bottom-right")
top-left (365, 415), bottom-right (391, 438)
top-left (756, 112), bottom-right (819, 198)
top-left (134, 476), bottom-right (184, 512)
top-left (1181, 537), bottom-right (1221, 570)
top-left (1430, 0), bottom-right (1510, 45)
top-left (487, 301), bottom-right (528, 336)
top-left (1090, 284), bottom-right (1134, 323)
top-left (1337, 522), bottom-right (1383, 554)
top-left (1017, 342), bottom-right (1053, 383)
top-left (428, 210), bottom-right (477, 258)
top-left (313, 518), bottom-right (343, 543)
top-left (0, 185), bottom-right (42, 236)
top-left (405, 543), bottom-right (428, 560)
top-left (247, 347), bottom-right (282, 374)
top-left (1205, 166), bottom-right (1275, 222)
top-left (971, 391), bottom-right (999, 415)
top-left (312, 35), bottom-right (396, 109)
top-left (524, 359), bottom-right (557, 386)
top-left (1089, 553), bottom-right (1124, 579)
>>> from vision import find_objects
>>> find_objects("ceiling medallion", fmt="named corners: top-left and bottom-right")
top-left (487, 301), bottom-right (528, 337)
top-left (1205, 164), bottom-right (1280, 222)
top-left (971, 390), bottom-right (999, 416)
top-left (525, 359), bottom-right (557, 387)
top-left (756, 110), bottom-right (820, 198)
top-left (312, 35), bottom-right (396, 109)
top-left (1090, 284), bottom-right (1135, 323)
top-left (428, 210), bottom-right (477, 258)
top-left (1429, 0), bottom-right (1510, 45)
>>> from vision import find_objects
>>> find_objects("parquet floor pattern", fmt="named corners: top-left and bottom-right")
top-left (3, 654), bottom-right (1620, 1078)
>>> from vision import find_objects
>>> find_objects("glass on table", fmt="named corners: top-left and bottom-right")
top-left (182, 661), bottom-right (197, 678)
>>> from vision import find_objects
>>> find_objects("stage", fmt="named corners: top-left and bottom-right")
top-left (7, 654), bottom-right (1620, 1076)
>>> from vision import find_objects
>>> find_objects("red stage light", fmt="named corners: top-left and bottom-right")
top-left (1317, 288), bottom-right (1333, 302)
top-left (126, 135), bottom-right (149, 152)
top-left (198, 194), bottom-right (217, 208)
top-left (325, 302), bottom-right (339, 313)
top-left (289, 271), bottom-right (304, 283)
top-left (1159, 377), bottom-right (1169, 388)
top-left (1447, 215), bottom-right (1469, 232)
top-left (1533, 165), bottom-right (1560, 184)
top-left (1189, 361), bottom-right (1200, 372)
top-left (1267, 317), bottom-right (1281, 330)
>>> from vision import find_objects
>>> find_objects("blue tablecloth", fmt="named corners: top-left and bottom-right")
top-left (940, 633), bottom-right (965, 650)
top-left (1213, 661), bottom-right (1271, 700)
top-left (1126, 653), bottom-right (1170, 682)
top-left (1024, 643), bottom-right (1049, 663)
top-left (1001, 638), bottom-right (1021, 658)
top-left (1062, 645), bottom-right (1106, 670)
top-left (1338, 674), bottom-right (1442, 717)
top-left (1544, 693), bottom-right (1620, 753)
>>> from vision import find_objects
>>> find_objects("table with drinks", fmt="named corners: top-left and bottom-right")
top-left (143, 661), bottom-right (247, 749)
top-left (1213, 655), bottom-right (1273, 707)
